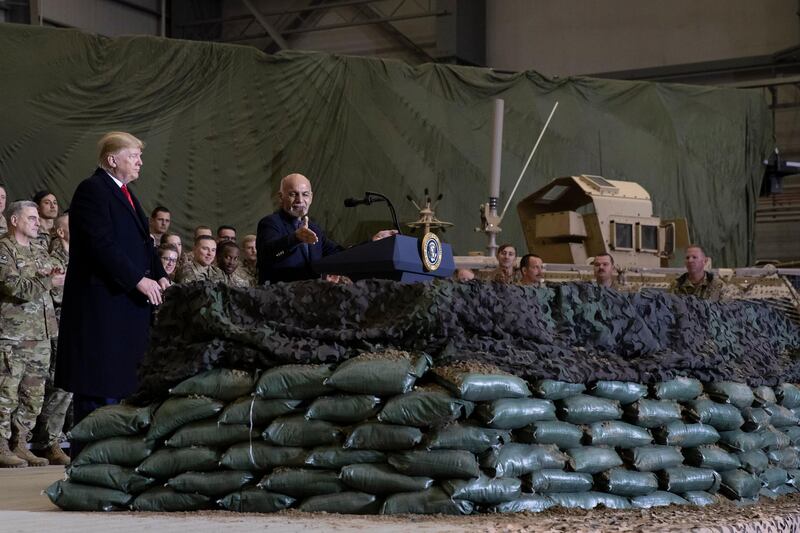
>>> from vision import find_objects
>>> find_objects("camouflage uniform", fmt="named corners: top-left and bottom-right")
top-left (0, 215), bottom-right (6, 237)
top-left (178, 250), bottom-right (193, 271)
top-left (487, 267), bottom-right (521, 284)
top-left (32, 228), bottom-right (51, 251)
top-left (670, 271), bottom-right (725, 301)
top-left (224, 267), bottom-right (256, 288)
top-left (175, 260), bottom-right (226, 283)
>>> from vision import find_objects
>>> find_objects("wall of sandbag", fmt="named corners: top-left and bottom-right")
top-left (46, 353), bottom-right (800, 514)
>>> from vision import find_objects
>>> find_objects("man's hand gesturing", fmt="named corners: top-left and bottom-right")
top-left (295, 216), bottom-right (319, 245)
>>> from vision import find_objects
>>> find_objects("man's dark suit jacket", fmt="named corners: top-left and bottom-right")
top-left (256, 209), bottom-right (343, 284)
top-left (55, 168), bottom-right (167, 399)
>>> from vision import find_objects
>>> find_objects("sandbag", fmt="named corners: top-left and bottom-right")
top-left (441, 475), bottom-right (521, 504)
top-left (740, 407), bottom-right (772, 432)
top-left (67, 404), bottom-right (152, 442)
top-left (682, 445), bottom-right (741, 472)
top-left (594, 468), bottom-right (658, 496)
top-left (340, 463), bottom-right (432, 494)
top-left (737, 450), bottom-right (770, 475)
top-left (718, 430), bottom-right (764, 453)
top-left (72, 436), bottom-right (153, 467)
top-left (584, 421), bottom-right (652, 448)
top-left (481, 443), bottom-right (567, 477)
top-left (255, 364), bottom-right (334, 399)
top-left (131, 486), bottom-right (210, 512)
top-left (623, 399), bottom-right (682, 429)
top-left (136, 446), bottom-right (220, 479)
top-left (217, 488), bottom-right (295, 513)
top-left (517, 421), bottom-right (583, 449)
top-left (219, 397), bottom-right (302, 425)
top-left (66, 464), bottom-right (155, 494)
top-left (776, 383), bottom-right (800, 409)
top-left (719, 469), bottom-right (761, 501)
top-left (306, 395), bottom-right (381, 424)
top-left (264, 415), bottom-right (341, 447)
top-left (557, 395), bottom-right (622, 424)
top-left (146, 396), bottom-right (225, 444)
top-left (305, 446), bottom-right (386, 469)
top-left (760, 467), bottom-right (789, 490)
top-left (620, 445), bottom-right (684, 472)
top-left (589, 381), bottom-right (647, 405)
top-left (220, 442), bottom-right (307, 471)
top-left (298, 491), bottom-right (381, 514)
top-left (475, 398), bottom-right (556, 429)
top-left (704, 382), bottom-right (754, 410)
top-left (433, 362), bottom-right (531, 401)
top-left (657, 467), bottom-right (721, 493)
top-left (260, 467), bottom-right (345, 497)
top-left (681, 491), bottom-right (718, 506)
top-left (424, 423), bottom-right (509, 453)
top-left (165, 420), bottom-right (255, 448)
top-left (757, 426), bottom-right (792, 450)
top-left (653, 421), bottom-right (719, 447)
top-left (377, 388), bottom-right (473, 428)
top-left (781, 426), bottom-right (800, 445)
top-left (44, 480), bottom-right (133, 512)
top-left (323, 351), bottom-right (431, 396)
top-left (524, 469), bottom-right (593, 493)
top-left (566, 446), bottom-right (623, 474)
top-left (167, 470), bottom-right (255, 497)
top-left (547, 491), bottom-right (631, 510)
top-left (488, 494), bottom-right (555, 513)
top-left (630, 491), bottom-right (688, 509)
top-left (344, 422), bottom-right (423, 450)
top-left (764, 404), bottom-right (800, 428)
top-left (683, 399), bottom-right (744, 431)
top-left (787, 469), bottom-right (800, 489)
top-left (169, 368), bottom-right (254, 401)
top-left (767, 448), bottom-right (799, 469)
top-left (389, 450), bottom-right (480, 479)
top-left (651, 377), bottom-right (702, 401)
top-left (531, 380), bottom-right (585, 400)
top-left (381, 487), bottom-right (474, 515)
top-left (752, 385), bottom-right (778, 407)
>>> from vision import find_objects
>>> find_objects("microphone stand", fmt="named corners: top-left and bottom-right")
top-left (365, 191), bottom-right (403, 235)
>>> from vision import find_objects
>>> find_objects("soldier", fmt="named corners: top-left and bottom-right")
top-left (217, 225), bottom-right (236, 243)
top-left (592, 253), bottom-right (618, 289)
top-left (0, 201), bottom-right (64, 467)
top-left (670, 244), bottom-right (725, 301)
top-left (158, 243), bottom-right (180, 280)
top-left (488, 244), bottom-right (521, 283)
top-left (454, 268), bottom-right (475, 282)
top-left (175, 235), bottom-right (225, 283)
top-left (217, 241), bottom-right (253, 288)
top-left (0, 182), bottom-right (7, 236)
top-left (180, 226), bottom-right (212, 269)
top-left (240, 234), bottom-right (258, 281)
top-left (32, 190), bottom-right (58, 249)
top-left (148, 206), bottom-right (171, 247)
top-left (520, 254), bottom-right (546, 287)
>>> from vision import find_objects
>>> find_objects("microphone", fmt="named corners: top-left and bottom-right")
top-left (343, 191), bottom-right (402, 235)
top-left (343, 196), bottom-right (373, 207)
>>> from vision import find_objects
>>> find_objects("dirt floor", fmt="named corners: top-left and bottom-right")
top-left (2, 466), bottom-right (800, 533)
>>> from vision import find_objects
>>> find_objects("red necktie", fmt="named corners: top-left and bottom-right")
top-left (121, 184), bottom-right (135, 209)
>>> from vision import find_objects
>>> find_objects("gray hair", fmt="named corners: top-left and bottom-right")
top-left (6, 200), bottom-right (38, 221)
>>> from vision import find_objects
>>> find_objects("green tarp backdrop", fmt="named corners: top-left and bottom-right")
top-left (0, 23), bottom-right (773, 265)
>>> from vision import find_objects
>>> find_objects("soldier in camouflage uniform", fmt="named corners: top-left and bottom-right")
top-left (158, 243), bottom-right (180, 281)
top-left (0, 201), bottom-right (64, 467)
top-left (32, 190), bottom-right (58, 250)
top-left (592, 253), bottom-right (621, 290)
top-left (175, 235), bottom-right (225, 283)
top-left (480, 243), bottom-right (521, 283)
top-left (240, 234), bottom-right (259, 284)
top-left (670, 244), bottom-right (725, 301)
top-left (217, 241), bottom-right (254, 288)
top-left (0, 183), bottom-right (7, 237)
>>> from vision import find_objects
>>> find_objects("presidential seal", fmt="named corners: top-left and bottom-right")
top-left (420, 232), bottom-right (442, 272)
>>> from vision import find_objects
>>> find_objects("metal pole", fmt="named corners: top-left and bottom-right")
top-left (485, 98), bottom-right (504, 257)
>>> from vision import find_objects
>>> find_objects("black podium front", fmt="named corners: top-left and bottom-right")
top-left (313, 235), bottom-right (455, 282)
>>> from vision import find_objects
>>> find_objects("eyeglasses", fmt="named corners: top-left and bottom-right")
top-left (161, 257), bottom-right (178, 264)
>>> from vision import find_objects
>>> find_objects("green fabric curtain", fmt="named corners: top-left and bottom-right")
top-left (0, 23), bottom-right (773, 265)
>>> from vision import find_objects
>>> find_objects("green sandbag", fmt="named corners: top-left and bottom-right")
top-left (764, 404), bottom-right (800, 428)
top-left (481, 443), bottom-right (567, 477)
top-left (531, 380), bottom-right (585, 400)
top-left (424, 423), bottom-right (510, 453)
top-left (441, 475), bottom-right (521, 504)
top-left (66, 464), bottom-right (155, 494)
top-left (781, 426), bottom-right (800, 445)
top-left (556, 395), bottom-right (622, 424)
top-left (72, 436), bottom-right (153, 467)
top-left (131, 486), bottom-right (210, 512)
top-left (787, 469), bottom-right (800, 488)
top-left (219, 397), bottom-right (302, 425)
top-left (323, 351), bottom-right (431, 396)
top-left (760, 467), bottom-right (789, 489)
top-left (167, 470), bottom-right (255, 496)
top-left (165, 420), bottom-right (256, 448)
top-left (220, 442), bottom-right (307, 470)
top-left (475, 398), bottom-right (556, 429)
top-left (705, 382), bottom-right (754, 410)
top-left (169, 368), bottom-right (255, 401)
top-left (684, 399), bottom-right (744, 430)
top-left (623, 399), bottom-right (682, 429)
top-left (381, 487), bottom-right (474, 515)
top-left (752, 386), bottom-right (777, 407)
top-left (433, 365), bottom-right (531, 401)
top-left (651, 377), bottom-right (702, 401)
top-left (547, 491), bottom-right (631, 510)
top-left (306, 395), bottom-right (381, 424)
top-left (719, 469), bottom-right (761, 500)
top-left (620, 445), bottom-right (684, 472)
top-left (524, 469), bottom-right (593, 493)
top-left (264, 415), bottom-right (341, 447)
top-left (304, 446), bottom-right (386, 469)
top-left (757, 426), bottom-right (792, 450)
top-left (517, 421), bottom-right (583, 449)
top-left (681, 491), bottom-right (718, 506)
top-left (657, 467), bottom-right (721, 493)
top-left (44, 480), bottom-right (133, 511)
top-left (595, 468), bottom-right (658, 497)
top-left (767, 448), bottom-right (799, 469)
top-left (737, 450), bottom-right (769, 475)
top-left (344, 422), bottom-right (423, 450)
top-left (718, 430), bottom-right (764, 452)
top-left (146, 396), bottom-right (225, 444)
top-left (567, 446), bottom-right (623, 474)
top-left (489, 494), bottom-right (555, 513)
top-left (389, 450), bottom-right (480, 479)
top-left (136, 446), bottom-right (220, 478)
top-left (741, 407), bottom-right (771, 432)
top-left (584, 421), bottom-right (652, 448)
top-left (298, 491), bottom-right (381, 514)
top-left (260, 467), bottom-right (345, 497)
top-left (217, 488), bottom-right (295, 513)
top-left (589, 381), bottom-right (647, 405)
top-left (67, 404), bottom-right (153, 442)
top-left (341, 464), bottom-right (433, 494)
top-left (776, 383), bottom-right (800, 408)
top-left (653, 421), bottom-right (719, 447)
top-left (630, 491), bottom-right (688, 509)
top-left (682, 445), bottom-right (741, 471)
top-left (377, 389), bottom-right (473, 428)
top-left (255, 364), bottom-right (334, 399)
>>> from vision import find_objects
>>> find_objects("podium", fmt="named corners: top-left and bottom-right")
top-left (313, 235), bottom-right (455, 282)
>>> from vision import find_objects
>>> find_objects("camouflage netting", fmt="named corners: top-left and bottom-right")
top-left (134, 280), bottom-right (800, 403)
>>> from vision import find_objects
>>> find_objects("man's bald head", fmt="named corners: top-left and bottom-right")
top-left (279, 173), bottom-right (313, 218)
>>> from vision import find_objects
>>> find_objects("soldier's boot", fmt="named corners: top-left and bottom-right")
top-left (38, 442), bottom-right (70, 466)
top-left (10, 432), bottom-right (48, 467)
top-left (0, 440), bottom-right (28, 468)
